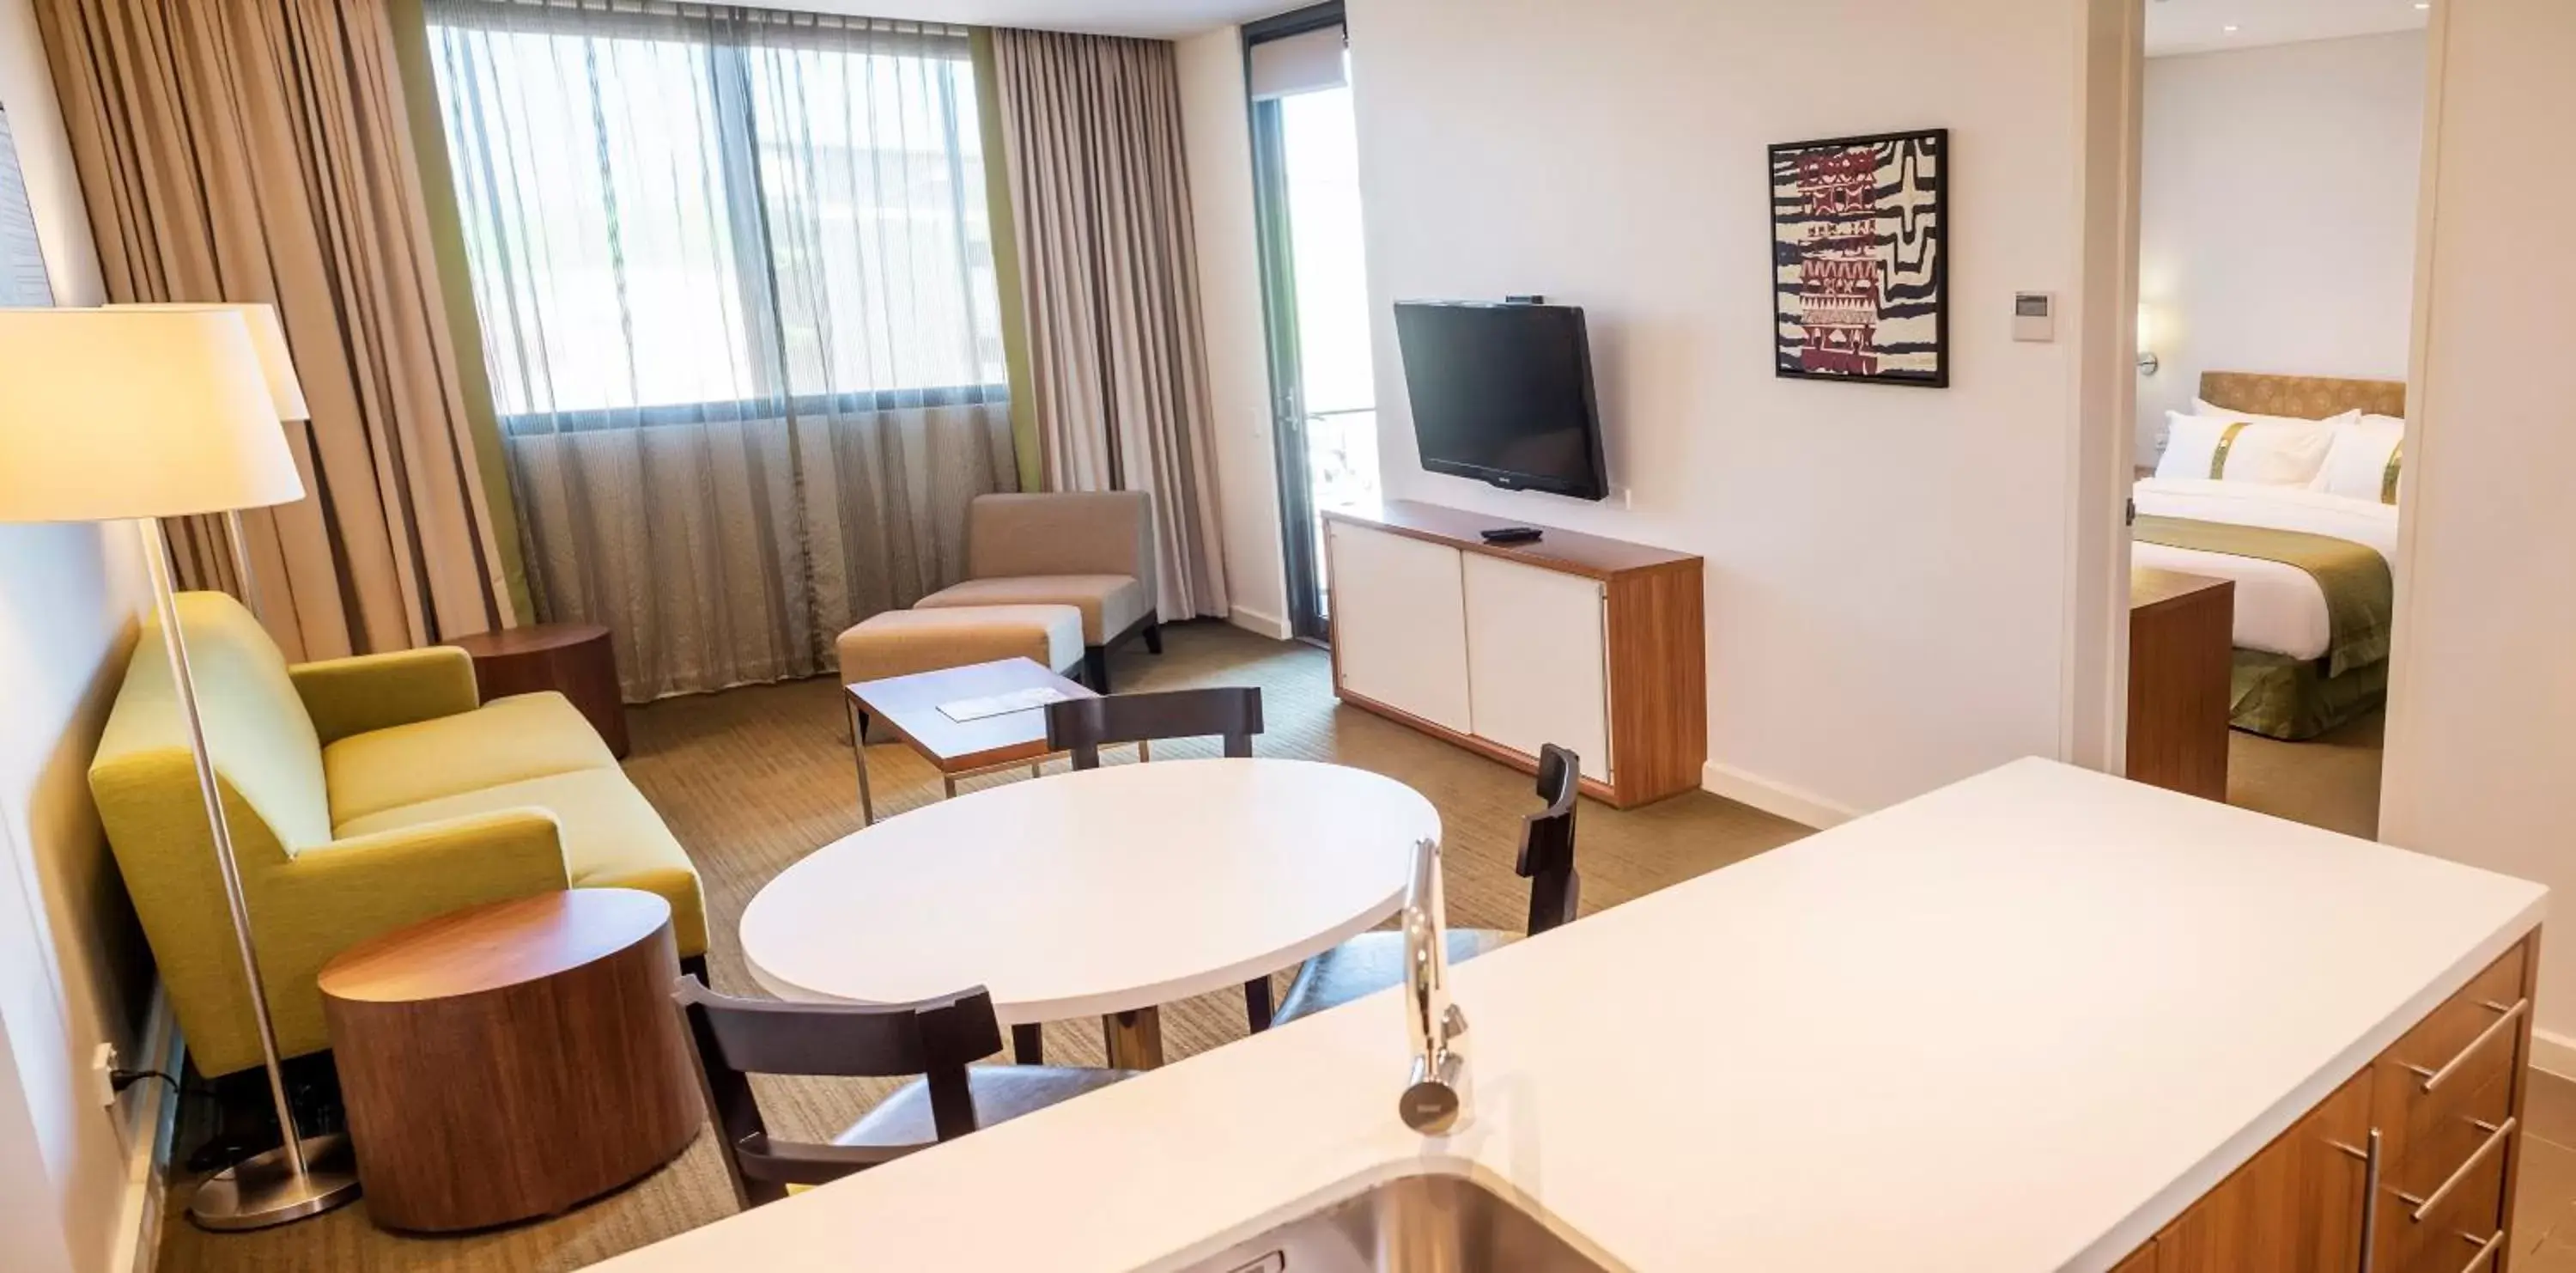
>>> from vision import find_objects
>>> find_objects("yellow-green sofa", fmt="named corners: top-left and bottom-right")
top-left (89, 592), bottom-right (708, 1079)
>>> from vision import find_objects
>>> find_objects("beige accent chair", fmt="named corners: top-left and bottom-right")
top-left (913, 491), bottom-right (1162, 690)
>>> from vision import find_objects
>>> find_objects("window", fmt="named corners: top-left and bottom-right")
top-left (427, 2), bottom-right (1005, 430)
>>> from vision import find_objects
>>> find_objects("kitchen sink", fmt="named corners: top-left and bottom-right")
top-left (1172, 1171), bottom-right (1618, 1273)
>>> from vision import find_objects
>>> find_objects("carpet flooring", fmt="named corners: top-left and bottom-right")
top-left (156, 621), bottom-right (1808, 1272)
top-left (2227, 707), bottom-right (2385, 839)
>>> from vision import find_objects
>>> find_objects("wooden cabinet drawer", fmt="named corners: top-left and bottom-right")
top-left (2392, 1063), bottom-right (2513, 1200)
top-left (2374, 942), bottom-right (2529, 1273)
top-left (2390, 1133), bottom-right (2506, 1273)
top-left (2404, 1228), bottom-right (2506, 1273)
top-left (2383, 946), bottom-right (2529, 1097)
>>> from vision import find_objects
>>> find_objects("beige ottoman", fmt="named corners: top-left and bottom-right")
top-left (835, 605), bottom-right (1085, 687)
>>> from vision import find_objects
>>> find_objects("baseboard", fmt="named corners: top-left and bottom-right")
top-left (1224, 605), bottom-right (1292, 642)
top-left (110, 990), bottom-right (182, 1273)
top-left (1700, 760), bottom-right (1856, 830)
top-left (2531, 1026), bottom-right (2576, 1081)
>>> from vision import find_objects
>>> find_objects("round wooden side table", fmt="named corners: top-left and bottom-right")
top-left (448, 622), bottom-right (629, 757)
top-left (319, 889), bottom-right (699, 1233)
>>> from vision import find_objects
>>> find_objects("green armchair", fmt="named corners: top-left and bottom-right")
top-left (89, 592), bottom-right (706, 1078)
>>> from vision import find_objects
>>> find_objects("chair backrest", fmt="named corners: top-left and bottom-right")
top-left (966, 490), bottom-right (1156, 599)
top-left (92, 590), bottom-right (332, 855)
top-left (674, 976), bottom-right (1004, 1208)
top-left (1516, 744), bottom-right (1582, 935)
top-left (1044, 686), bottom-right (1262, 770)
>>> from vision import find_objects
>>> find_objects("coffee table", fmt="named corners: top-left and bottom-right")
top-left (317, 889), bottom-right (698, 1232)
top-left (845, 656), bottom-right (1135, 825)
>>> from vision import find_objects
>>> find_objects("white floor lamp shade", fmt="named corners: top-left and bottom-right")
top-left (0, 307), bottom-right (360, 1229)
top-left (104, 302), bottom-right (312, 619)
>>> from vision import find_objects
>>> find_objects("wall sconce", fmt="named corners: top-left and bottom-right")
top-left (2136, 303), bottom-right (2161, 376)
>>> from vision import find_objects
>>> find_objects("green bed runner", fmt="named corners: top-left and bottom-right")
top-left (2133, 515), bottom-right (2392, 678)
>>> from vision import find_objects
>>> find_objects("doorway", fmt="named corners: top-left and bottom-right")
top-left (2124, 1), bottom-right (2428, 836)
top-left (1246, 2), bottom-right (1378, 643)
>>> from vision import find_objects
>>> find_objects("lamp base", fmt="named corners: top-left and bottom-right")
top-left (187, 1133), bottom-right (361, 1231)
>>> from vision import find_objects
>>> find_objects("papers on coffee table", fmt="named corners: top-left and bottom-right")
top-left (938, 685), bottom-right (1072, 724)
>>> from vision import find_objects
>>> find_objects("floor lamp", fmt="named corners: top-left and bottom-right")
top-left (106, 302), bottom-right (311, 623)
top-left (0, 308), bottom-right (361, 1228)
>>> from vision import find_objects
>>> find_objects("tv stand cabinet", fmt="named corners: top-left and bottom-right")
top-left (1321, 501), bottom-right (1705, 808)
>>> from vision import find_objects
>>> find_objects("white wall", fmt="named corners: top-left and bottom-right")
top-left (2379, 0), bottom-right (2576, 1069)
top-left (2136, 32), bottom-right (2426, 461)
top-left (0, 3), bottom-right (160, 1271)
top-left (1176, 26), bottom-right (1292, 641)
top-left (1344, 0), bottom-right (2132, 821)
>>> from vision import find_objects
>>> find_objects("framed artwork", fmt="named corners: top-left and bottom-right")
top-left (0, 106), bottom-right (56, 307)
top-left (1771, 127), bottom-right (1946, 387)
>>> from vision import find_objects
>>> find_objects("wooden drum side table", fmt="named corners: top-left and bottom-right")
top-left (319, 889), bottom-right (699, 1233)
top-left (449, 622), bottom-right (629, 758)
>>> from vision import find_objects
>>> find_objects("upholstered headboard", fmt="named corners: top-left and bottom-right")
top-left (2198, 371), bottom-right (2405, 419)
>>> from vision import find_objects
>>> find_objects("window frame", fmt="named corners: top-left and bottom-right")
top-left (425, 0), bottom-right (1011, 434)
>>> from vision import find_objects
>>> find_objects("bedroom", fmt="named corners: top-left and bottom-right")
top-left (2129, 0), bottom-right (2427, 837)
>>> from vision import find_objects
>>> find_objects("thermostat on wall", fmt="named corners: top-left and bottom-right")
top-left (2014, 292), bottom-right (2056, 343)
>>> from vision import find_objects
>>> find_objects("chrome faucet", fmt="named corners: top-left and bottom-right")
top-left (1398, 837), bottom-right (1471, 1134)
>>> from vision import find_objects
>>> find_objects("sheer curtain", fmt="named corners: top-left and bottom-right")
top-left (424, 0), bottom-right (1016, 700)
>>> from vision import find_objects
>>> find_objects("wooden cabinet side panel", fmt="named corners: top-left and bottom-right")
top-left (2154, 1068), bottom-right (2372, 1273)
top-left (2500, 933), bottom-right (2542, 1273)
top-left (2126, 579), bottom-right (2233, 801)
top-left (1602, 561), bottom-right (1706, 806)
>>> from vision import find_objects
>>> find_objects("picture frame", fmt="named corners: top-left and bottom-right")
top-left (1770, 127), bottom-right (1947, 388)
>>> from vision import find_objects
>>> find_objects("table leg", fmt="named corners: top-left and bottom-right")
top-left (941, 773), bottom-right (958, 800)
top-left (1139, 740), bottom-right (1152, 763)
top-left (1103, 1007), bottom-right (1164, 1069)
top-left (1011, 1023), bottom-right (1044, 1065)
top-left (848, 700), bottom-right (875, 826)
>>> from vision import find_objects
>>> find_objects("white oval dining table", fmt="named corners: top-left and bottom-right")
top-left (738, 757), bottom-right (1442, 1068)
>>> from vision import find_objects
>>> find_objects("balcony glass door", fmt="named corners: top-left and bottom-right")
top-left (1249, 3), bottom-right (1378, 643)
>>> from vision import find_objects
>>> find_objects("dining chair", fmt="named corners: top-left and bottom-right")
top-left (1024, 686), bottom-right (1267, 1060)
top-left (1042, 685), bottom-right (1262, 769)
top-left (673, 976), bottom-right (1135, 1209)
top-left (1271, 743), bottom-right (1582, 1026)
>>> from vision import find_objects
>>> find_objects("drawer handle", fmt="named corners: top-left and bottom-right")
top-left (2408, 998), bottom-right (2529, 1093)
top-left (2332, 1128), bottom-right (2384, 1273)
top-left (2452, 1228), bottom-right (2504, 1273)
top-left (2397, 1116), bottom-right (2514, 1222)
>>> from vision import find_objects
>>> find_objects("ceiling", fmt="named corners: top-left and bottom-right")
top-left (760, 0), bottom-right (1288, 38)
top-left (2146, 0), bottom-right (2430, 58)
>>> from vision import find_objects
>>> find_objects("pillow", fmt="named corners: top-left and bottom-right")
top-left (2155, 407), bottom-right (2349, 484)
top-left (2310, 413), bottom-right (2405, 503)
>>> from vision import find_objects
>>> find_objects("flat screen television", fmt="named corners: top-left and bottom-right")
top-left (1392, 300), bottom-right (1608, 500)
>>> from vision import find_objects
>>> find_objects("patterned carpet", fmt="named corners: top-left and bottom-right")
top-left (157, 620), bottom-right (1809, 1272)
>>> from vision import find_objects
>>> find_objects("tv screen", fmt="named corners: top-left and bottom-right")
top-left (1393, 301), bottom-right (1607, 500)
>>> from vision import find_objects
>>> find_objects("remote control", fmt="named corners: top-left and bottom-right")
top-left (1479, 526), bottom-right (1544, 545)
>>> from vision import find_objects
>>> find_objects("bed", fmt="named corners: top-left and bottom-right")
top-left (2130, 372), bottom-right (2404, 740)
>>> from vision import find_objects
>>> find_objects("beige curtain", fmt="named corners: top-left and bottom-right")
top-left (36, 0), bottom-right (516, 660)
top-left (422, 2), bottom-right (1018, 702)
top-left (991, 28), bottom-right (1230, 621)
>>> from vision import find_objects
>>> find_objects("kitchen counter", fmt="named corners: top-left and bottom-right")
top-left (594, 758), bottom-right (2546, 1272)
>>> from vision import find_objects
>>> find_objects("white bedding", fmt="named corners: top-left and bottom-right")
top-left (2132, 478), bottom-right (2400, 661)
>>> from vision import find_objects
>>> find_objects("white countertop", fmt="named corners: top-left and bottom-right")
top-left (594, 758), bottom-right (2547, 1273)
